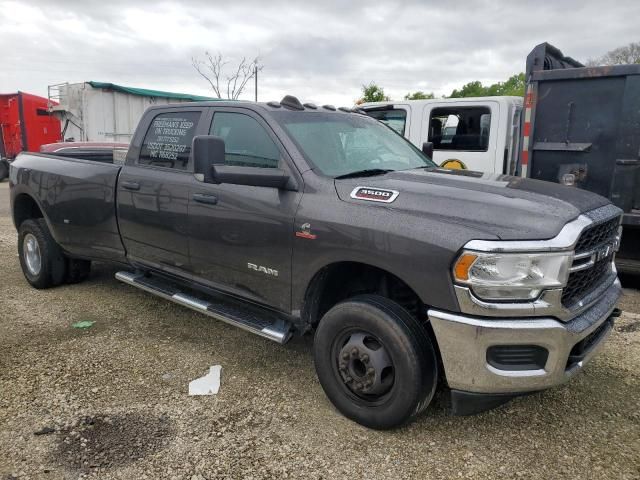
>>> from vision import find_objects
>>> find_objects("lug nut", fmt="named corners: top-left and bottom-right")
top-left (355, 382), bottom-right (363, 390)
top-left (342, 352), bottom-right (350, 360)
top-left (351, 348), bottom-right (359, 357)
top-left (360, 354), bottom-right (369, 363)
top-left (367, 367), bottom-right (375, 376)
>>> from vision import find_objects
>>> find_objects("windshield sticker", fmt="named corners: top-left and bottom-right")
top-left (350, 186), bottom-right (399, 203)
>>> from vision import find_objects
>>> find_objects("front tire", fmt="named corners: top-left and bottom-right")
top-left (18, 219), bottom-right (66, 289)
top-left (313, 294), bottom-right (438, 429)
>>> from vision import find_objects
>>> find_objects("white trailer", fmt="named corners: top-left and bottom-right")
top-left (48, 82), bottom-right (213, 143)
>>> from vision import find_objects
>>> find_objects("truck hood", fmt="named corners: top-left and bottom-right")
top-left (335, 168), bottom-right (610, 240)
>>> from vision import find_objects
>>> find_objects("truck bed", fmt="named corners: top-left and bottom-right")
top-left (10, 152), bottom-right (126, 262)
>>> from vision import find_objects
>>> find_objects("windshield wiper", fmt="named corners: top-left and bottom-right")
top-left (334, 169), bottom-right (394, 179)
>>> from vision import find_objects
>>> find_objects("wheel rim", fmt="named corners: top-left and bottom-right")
top-left (333, 330), bottom-right (395, 402)
top-left (23, 233), bottom-right (42, 276)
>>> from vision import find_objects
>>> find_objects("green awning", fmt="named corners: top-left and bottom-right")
top-left (88, 81), bottom-right (217, 102)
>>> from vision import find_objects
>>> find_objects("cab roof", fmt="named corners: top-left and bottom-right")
top-left (145, 95), bottom-right (367, 115)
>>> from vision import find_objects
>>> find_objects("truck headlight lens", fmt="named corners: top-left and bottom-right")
top-left (453, 251), bottom-right (572, 301)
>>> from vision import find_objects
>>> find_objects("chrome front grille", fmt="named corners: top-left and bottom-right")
top-left (563, 210), bottom-right (622, 309)
top-left (562, 258), bottom-right (612, 308)
top-left (574, 216), bottom-right (620, 253)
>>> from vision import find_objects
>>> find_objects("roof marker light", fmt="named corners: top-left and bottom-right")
top-left (280, 95), bottom-right (304, 110)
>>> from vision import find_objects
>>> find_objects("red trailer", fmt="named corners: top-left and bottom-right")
top-left (0, 92), bottom-right (61, 180)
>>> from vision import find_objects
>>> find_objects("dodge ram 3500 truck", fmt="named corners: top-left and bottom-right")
top-left (10, 95), bottom-right (623, 429)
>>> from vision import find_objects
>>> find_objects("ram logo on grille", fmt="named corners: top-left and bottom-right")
top-left (350, 186), bottom-right (399, 203)
top-left (595, 241), bottom-right (616, 262)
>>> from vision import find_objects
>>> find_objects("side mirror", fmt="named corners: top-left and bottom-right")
top-left (215, 165), bottom-right (293, 189)
top-left (193, 135), bottom-right (225, 183)
top-left (192, 135), bottom-right (295, 190)
top-left (422, 141), bottom-right (434, 159)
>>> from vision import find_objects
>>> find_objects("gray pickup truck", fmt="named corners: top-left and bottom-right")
top-left (9, 95), bottom-right (623, 429)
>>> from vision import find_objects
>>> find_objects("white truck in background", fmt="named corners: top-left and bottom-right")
top-left (359, 96), bottom-right (523, 174)
top-left (363, 42), bottom-right (640, 274)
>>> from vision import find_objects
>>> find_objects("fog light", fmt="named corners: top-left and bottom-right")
top-left (486, 345), bottom-right (548, 371)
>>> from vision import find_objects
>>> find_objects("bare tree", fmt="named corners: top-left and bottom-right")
top-left (192, 52), bottom-right (263, 100)
top-left (586, 41), bottom-right (640, 66)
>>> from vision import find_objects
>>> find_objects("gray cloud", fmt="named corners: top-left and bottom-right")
top-left (1, 0), bottom-right (638, 106)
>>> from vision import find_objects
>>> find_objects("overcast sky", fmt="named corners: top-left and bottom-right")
top-left (1, 0), bottom-right (638, 106)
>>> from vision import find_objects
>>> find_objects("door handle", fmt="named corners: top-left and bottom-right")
top-left (192, 193), bottom-right (218, 205)
top-left (121, 181), bottom-right (140, 191)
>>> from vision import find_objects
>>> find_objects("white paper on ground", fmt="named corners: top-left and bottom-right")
top-left (188, 365), bottom-right (222, 395)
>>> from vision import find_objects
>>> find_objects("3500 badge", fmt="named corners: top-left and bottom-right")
top-left (350, 186), bottom-right (399, 203)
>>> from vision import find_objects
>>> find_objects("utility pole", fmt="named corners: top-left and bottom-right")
top-left (254, 59), bottom-right (259, 102)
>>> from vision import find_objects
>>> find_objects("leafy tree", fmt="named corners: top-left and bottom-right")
top-left (488, 73), bottom-right (526, 96)
top-left (448, 81), bottom-right (487, 98)
top-left (587, 41), bottom-right (640, 66)
top-left (447, 73), bottom-right (526, 98)
top-left (404, 91), bottom-right (435, 100)
top-left (358, 82), bottom-right (389, 103)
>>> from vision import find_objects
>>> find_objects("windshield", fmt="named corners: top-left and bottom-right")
top-left (272, 111), bottom-right (435, 177)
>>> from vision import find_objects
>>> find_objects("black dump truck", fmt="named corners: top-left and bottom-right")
top-left (9, 96), bottom-right (623, 428)
top-left (521, 43), bottom-right (640, 273)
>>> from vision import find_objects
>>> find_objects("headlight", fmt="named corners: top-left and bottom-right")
top-left (453, 251), bottom-right (572, 301)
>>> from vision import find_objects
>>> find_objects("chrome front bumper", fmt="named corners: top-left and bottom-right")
top-left (429, 279), bottom-right (621, 394)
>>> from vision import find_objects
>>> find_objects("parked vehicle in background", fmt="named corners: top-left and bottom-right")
top-left (361, 42), bottom-right (640, 274)
top-left (10, 96), bottom-right (623, 428)
top-left (360, 96), bottom-right (523, 173)
top-left (0, 159), bottom-right (8, 182)
top-left (48, 81), bottom-right (214, 143)
top-left (519, 43), bottom-right (640, 274)
top-left (40, 142), bottom-right (129, 164)
top-left (0, 92), bottom-right (61, 181)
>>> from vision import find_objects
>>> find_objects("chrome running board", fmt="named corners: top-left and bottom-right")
top-left (115, 271), bottom-right (293, 344)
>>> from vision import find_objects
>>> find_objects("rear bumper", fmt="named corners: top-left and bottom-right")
top-left (429, 279), bottom-right (621, 394)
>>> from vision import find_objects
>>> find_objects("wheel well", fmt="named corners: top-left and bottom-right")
top-left (13, 194), bottom-right (43, 228)
top-left (302, 262), bottom-right (424, 327)
top-left (302, 261), bottom-right (447, 390)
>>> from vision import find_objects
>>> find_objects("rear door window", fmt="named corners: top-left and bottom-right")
top-left (210, 112), bottom-right (280, 168)
top-left (365, 108), bottom-right (407, 135)
top-left (428, 107), bottom-right (491, 152)
top-left (138, 111), bottom-right (201, 170)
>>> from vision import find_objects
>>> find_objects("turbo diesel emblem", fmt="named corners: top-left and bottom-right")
top-left (295, 222), bottom-right (317, 240)
top-left (350, 186), bottom-right (399, 203)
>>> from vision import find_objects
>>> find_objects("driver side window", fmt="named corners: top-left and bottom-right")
top-left (210, 112), bottom-right (279, 168)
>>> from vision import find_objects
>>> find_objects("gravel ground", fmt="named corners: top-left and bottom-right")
top-left (0, 180), bottom-right (639, 480)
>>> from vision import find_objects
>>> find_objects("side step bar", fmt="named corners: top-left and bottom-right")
top-left (115, 271), bottom-right (293, 344)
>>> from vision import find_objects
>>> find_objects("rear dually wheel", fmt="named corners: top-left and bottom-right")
top-left (18, 219), bottom-right (66, 289)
